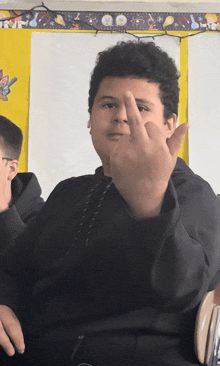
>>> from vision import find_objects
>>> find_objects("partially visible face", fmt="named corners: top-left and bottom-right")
top-left (0, 140), bottom-right (18, 182)
top-left (0, 144), bottom-right (11, 178)
top-left (0, 141), bottom-right (6, 160)
top-left (0, 139), bottom-right (11, 160)
top-left (89, 76), bottom-right (176, 168)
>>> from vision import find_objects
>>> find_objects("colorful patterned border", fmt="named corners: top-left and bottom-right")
top-left (0, 10), bottom-right (219, 31)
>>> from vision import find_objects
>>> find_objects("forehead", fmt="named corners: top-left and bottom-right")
top-left (95, 76), bottom-right (161, 100)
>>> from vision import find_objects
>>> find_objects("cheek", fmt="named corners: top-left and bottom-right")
top-left (90, 124), bottom-right (105, 145)
top-left (90, 116), bottom-right (109, 135)
top-left (90, 111), bottom-right (104, 129)
top-left (90, 124), bottom-right (102, 136)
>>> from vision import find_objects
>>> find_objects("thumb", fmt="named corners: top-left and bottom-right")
top-left (167, 122), bottom-right (189, 157)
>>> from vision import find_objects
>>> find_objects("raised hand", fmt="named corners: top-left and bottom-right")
top-left (0, 305), bottom-right (25, 356)
top-left (109, 91), bottom-right (189, 218)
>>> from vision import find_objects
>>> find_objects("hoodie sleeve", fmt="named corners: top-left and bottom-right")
top-left (0, 199), bottom-right (44, 254)
top-left (0, 180), bottom-right (65, 313)
top-left (0, 206), bottom-right (26, 247)
top-left (114, 174), bottom-right (220, 313)
top-left (0, 171), bottom-right (44, 253)
top-left (0, 215), bottom-right (44, 313)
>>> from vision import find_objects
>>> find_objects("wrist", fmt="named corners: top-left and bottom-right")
top-left (124, 185), bottom-right (167, 219)
top-left (128, 196), bottom-right (164, 219)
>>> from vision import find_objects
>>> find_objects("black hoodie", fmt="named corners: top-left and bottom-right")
top-left (1, 159), bottom-right (220, 365)
top-left (0, 172), bottom-right (44, 252)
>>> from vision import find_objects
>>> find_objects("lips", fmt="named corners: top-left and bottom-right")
top-left (108, 131), bottom-right (124, 136)
top-left (108, 132), bottom-right (124, 137)
top-left (107, 133), bottom-right (123, 141)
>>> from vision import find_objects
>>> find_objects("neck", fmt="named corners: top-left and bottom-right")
top-left (102, 158), bottom-right (112, 177)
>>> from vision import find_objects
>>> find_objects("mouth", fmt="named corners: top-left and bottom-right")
top-left (107, 133), bottom-right (124, 141)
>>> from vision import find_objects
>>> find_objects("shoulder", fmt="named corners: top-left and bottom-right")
top-left (171, 158), bottom-right (220, 227)
top-left (16, 172), bottom-right (42, 194)
top-left (45, 171), bottom-right (103, 208)
top-left (50, 174), bottom-right (95, 196)
top-left (172, 157), bottom-right (215, 198)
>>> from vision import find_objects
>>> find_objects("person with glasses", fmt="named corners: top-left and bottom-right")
top-left (0, 41), bottom-right (220, 366)
top-left (0, 115), bottom-right (44, 253)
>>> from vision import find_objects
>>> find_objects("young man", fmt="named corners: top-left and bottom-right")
top-left (0, 41), bottom-right (219, 366)
top-left (0, 115), bottom-right (44, 252)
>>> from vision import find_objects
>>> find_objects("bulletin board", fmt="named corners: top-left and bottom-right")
top-left (0, 6), bottom-right (219, 197)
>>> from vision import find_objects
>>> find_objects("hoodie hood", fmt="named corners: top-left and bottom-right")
top-left (11, 172), bottom-right (44, 222)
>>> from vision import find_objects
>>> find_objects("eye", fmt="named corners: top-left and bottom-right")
top-left (137, 105), bottom-right (149, 112)
top-left (102, 103), bottom-right (115, 109)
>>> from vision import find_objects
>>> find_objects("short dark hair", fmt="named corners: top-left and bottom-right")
top-left (88, 41), bottom-right (180, 119)
top-left (0, 115), bottom-right (23, 160)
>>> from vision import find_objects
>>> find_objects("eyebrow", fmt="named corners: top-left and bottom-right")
top-left (96, 95), bottom-right (155, 107)
top-left (96, 96), bottom-right (116, 103)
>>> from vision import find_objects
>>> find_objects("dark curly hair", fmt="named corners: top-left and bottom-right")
top-left (0, 115), bottom-right (23, 160)
top-left (88, 41), bottom-right (180, 119)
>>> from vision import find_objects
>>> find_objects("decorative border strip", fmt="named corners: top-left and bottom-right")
top-left (0, 10), bottom-right (219, 31)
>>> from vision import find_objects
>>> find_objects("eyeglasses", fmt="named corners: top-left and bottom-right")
top-left (2, 157), bottom-right (13, 161)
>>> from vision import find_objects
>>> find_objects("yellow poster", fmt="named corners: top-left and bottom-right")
top-left (0, 28), bottom-right (31, 171)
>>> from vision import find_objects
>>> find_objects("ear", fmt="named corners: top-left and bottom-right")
top-left (165, 114), bottom-right (177, 138)
top-left (7, 160), bottom-right (18, 181)
top-left (87, 119), bottom-right (92, 135)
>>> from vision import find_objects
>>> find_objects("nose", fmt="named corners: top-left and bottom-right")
top-left (112, 106), bottom-right (127, 123)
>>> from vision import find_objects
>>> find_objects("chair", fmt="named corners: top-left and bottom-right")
top-left (195, 283), bottom-right (220, 365)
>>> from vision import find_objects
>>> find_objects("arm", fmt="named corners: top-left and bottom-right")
top-left (116, 174), bottom-right (220, 313)
top-left (0, 170), bottom-right (44, 252)
top-left (0, 219), bottom-right (39, 357)
top-left (149, 177), bottom-right (220, 312)
top-left (0, 206), bottom-right (30, 245)
top-left (108, 91), bottom-right (220, 312)
top-left (0, 178), bottom-right (69, 325)
top-left (0, 178), bottom-right (64, 356)
top-left (0, 197), bottom-right (44, 242)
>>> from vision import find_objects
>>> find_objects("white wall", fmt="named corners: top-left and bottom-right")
top-left (188, 33), bottom-right (220, 195)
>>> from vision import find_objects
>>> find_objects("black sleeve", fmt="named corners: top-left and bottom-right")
top-left (0, 180), bottom-right (68, 314)
top-left (113, 177), bottom-right (220, 312)
top-left (0, 198), bottom-right (44, 254)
